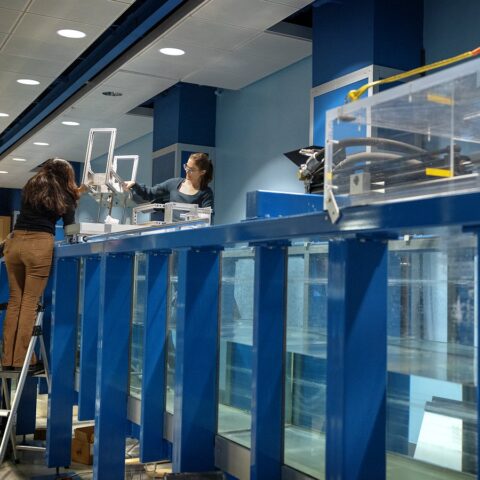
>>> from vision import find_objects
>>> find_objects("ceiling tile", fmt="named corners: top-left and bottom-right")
top-left (184, 50), bottom-right (286, 90)
top-left (0, 52), bottom-right (66, 77)
top-left (28, 0), bottom-right (130, 27)
top-left (192, 0), bottom-right (297, 30)
top-left (164, 16), bottom-right (258, 51)
top-left (0, 0), bottom-right (29, 12)
top-left (3, 13), bottom-right (105, 63)
top-left (0, 8), bottom-right (21, 34)
top-left (0, 69), bottom-right (54, 96)
top-left (124, 39), bottom-right (226, 80)
top-left (239, 31), bottom-right (311, 62)
top-left (70, 72), bottom-right (175, 122)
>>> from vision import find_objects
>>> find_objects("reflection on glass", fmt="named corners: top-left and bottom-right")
top-left (284, 243), bottom-right (328, 479)
top-left (76, 257), bottom-right (85, 371)
top-left (217, 246), bottom-right (254, 448)
top-left (166, 252), bottom-right (178, 414)
top-left (130, 253), bottom-right (146, 399)
top-left (387, 235), bottom-right (477, 479)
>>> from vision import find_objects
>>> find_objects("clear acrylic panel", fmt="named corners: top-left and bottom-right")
top-left (129, 253), bottom-right (147, 399)
top-left (284, 242), bottom-right (328, 480)
top-left (166, 251), bottom-right (178, 414)
top-left (386, 234), bottom-right (477, 479)
top-left (325, 58), bottom-right (480, 210)
top-left (217, 246), bottom-right (255, 448)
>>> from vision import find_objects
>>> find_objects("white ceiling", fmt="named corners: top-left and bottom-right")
top-left (0, 0), bottom-right (313, 188)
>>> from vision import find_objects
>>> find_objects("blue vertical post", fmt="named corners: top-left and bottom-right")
top-left (140, 250), bottom-right (170, 462)
top-left (250, 243), bottom-right (287, 480)
top-left (173, 247), bottom-right (221, 472)
top-left (46, 257), bottom-right (79, 468)
top-left (78, 255), bottom-right (101, 420)
top-left (327, 237), bottom-right (388, 480)
top-left (38, 273), bottom-right (54, 394)
top-left (93, 253), bottom-right (133, 480)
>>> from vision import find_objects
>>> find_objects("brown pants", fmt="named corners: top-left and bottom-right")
top-left (2, 230), bottom-right (54, 367)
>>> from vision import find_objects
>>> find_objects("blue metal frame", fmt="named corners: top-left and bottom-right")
top-left (173, 247), bottom-right (221, 472)
top-left (246, 190), bottom-right (324, 219)
top-left (46, 257), bottom-right (79, 468)
top-left (140, 250), bottom-right (171, 462)
top-left (93, 253), bottom-right (133, 480)
top-left (250, 243), bottom-right (288, 480)
top-left (56, 191), bottom-right (480, 259)
top-left (326, 238), bottom-right (388, 479)
top-left (78, 255), bottom-right (101, 420)
top-left (37, 191), bottom-right (480, 479)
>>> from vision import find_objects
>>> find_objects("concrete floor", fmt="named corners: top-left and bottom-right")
top-left (0, 394), bottom-right (171, 479)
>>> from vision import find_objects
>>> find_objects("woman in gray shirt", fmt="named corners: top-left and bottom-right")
top-left (125, 152), bottom-right (214, 210)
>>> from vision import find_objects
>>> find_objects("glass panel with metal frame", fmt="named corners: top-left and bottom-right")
top-left (129, 253), bottom-right (147, 399)
top-left (325, 57), bottom-right (480, 212)
top-left (166, 251), bottom-right (178, 414)
top-left (284, 241), bottom-right (328, 480)
top-left (386, 233), bottom-right (477, 479)
top-left (217, 245), bottom-right (255, 448)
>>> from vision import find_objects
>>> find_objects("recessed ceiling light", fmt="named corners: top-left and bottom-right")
top-left (33, 142), bottom-right (49, 146)
top-left (0, 113), bottom-right (9, 117)
top-left (12, 157), bottom-right (26, 162)
top-left (57, 29), bottom-right (86, 39)
top-left (17, 79), bottom-right (40, 85)
top-left (62, 121), bottom-right (80, 126)
top-left (102, 91), bottom-right (123, 97)
top-left (159, 47), bottom-right (185, 56)
top-left (0, 171), bottom-right (8, 174)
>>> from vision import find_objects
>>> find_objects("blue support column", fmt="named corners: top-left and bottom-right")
top-left (46, 257), bottom-right (79, 468)
top-left (78, 256), bottom-right (101, 420)
top-left (173, 247), bottom-right (221, 472)
top-left (326, 237), bottom-right (388, 480)
top-left (250, 243), bottom-right (287, 480)
top-left (140, 250), bottom-right (170, 463)
top-left (38, 274), bottom-right (54, 394)
top-left (93, 253), bottom-right (133, 480)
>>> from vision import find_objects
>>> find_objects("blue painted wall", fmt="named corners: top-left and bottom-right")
top-left (214, 57), bottom-right (311, 225)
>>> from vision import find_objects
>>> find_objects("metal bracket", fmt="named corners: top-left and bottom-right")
top-left (325, 188), bottom-right (341, 224)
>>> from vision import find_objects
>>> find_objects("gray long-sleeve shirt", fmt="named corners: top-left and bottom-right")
top-left (131, 177), bottom-right (214, 210)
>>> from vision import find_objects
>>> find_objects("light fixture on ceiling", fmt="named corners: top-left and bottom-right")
top-left (33, 142), bottom-right (49, 146)
top-left (57, 29), bottom-right (86, 39)
top-left (0, 170), bottom-right (8, 174)
top-left (62, 121), bottom-right (80, 126)
top-left (159, 47), bottom-right (185, 56)
top-left (102, 91), bottom-right (123, 97)
top-left (0, 113), bottom-right (9, 117)
top-left (12, 157), bottom-right (26, 162)
top-left (17, 79), bottom-right (40, 85)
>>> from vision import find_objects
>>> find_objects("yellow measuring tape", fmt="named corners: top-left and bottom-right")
top-left (347, 47), bottom-right (480, 102)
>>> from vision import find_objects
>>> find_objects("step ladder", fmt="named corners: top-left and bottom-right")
top-left (0, 303), bottom-right (51, 464)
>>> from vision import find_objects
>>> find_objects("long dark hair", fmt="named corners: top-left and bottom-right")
top-left (190, 153), bottom-right (213, 190)
top-left (23, 158), bottom-right (79, 215)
